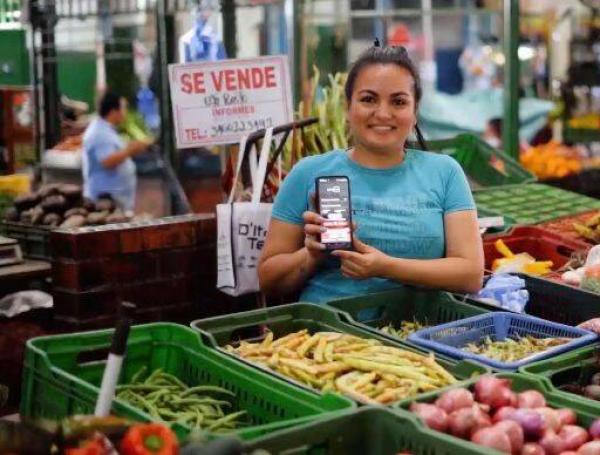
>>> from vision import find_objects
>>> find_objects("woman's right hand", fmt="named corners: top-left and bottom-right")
top-left (302, 209), bottom-right (327, 262)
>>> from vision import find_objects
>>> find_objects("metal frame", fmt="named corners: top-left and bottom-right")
top-left (27, 0), bottom-right (192, 161)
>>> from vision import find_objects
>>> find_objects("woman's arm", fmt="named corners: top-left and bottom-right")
top-left (258, 218), bottom-right (325, 296)
top-left (333, 210), bottom-right (484, 293)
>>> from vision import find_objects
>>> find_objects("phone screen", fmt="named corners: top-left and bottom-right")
top-left (316, 176), bottom-right (352, 250)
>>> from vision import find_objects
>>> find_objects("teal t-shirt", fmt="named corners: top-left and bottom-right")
top-left (271, 149), bottom-right (476, 304)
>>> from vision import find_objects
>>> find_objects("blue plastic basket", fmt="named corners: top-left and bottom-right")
top-left (407, 312), bottom-right (597, 371)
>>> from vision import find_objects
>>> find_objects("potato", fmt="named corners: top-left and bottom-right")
top-left (4, 207), bottom-right (19, 221)
top-left (60, 214), bottom-right (86, 229)
top-left (41, 195), bottom-right (67, 213)
top-left (64, 207), bottom-right (88, 218)
top-left (37, 184), bottom-right (61, 199)
top-left (42, 213), bottom-right (62, 227)
top-left (95, 198), bottom-right (115, 212)
top-left (30, 206), bottom-right (45, 224)
top-left (86, 210), bottom-right (109, 225)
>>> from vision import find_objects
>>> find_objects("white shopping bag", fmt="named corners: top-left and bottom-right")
top-left (217, 128), bottom-right (274, 296)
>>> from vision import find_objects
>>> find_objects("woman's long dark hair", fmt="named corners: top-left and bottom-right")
top-left (345, 44), bottom-right (427, 151)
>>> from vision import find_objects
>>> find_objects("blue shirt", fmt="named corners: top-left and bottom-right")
top-left (82, 117), bottom-right (136, 211)
top-left (271, 149), bottom-right (476, 304)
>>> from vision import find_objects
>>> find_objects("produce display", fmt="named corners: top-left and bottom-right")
top-left (573, 213), bottom-right (600, 244)
top-left (52, 134), bottom-right (83, 152)
top-left (520, 142), bottom-right (582, 180)
top-left (409, 374), bottom-right (600, 454)
top-left (492, 239), bottom-right (554, 276)
top-left (115, 367), bottom-right (247, 433)
top-left (224, 329), bottom-right (457, 404)
top-left (463, 336), bottom-right (570, 363)
top-left (380, 321), bottom-right (425, 340)
top-left (3, 184), bottom-right (131, 228)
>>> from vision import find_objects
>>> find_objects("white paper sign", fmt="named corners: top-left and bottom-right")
top-left (168, 55), bottom-right (293, 148)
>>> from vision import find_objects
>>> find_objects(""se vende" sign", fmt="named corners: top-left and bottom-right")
top-left (168, 55), bottom-right (293, 148)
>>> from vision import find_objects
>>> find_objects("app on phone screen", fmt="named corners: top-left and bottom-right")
top-left (317, 177), bottom-right (351, 246)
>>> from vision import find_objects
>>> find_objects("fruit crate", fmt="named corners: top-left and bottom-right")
top-left (244, 406), bottom-right (491, 455)
top-left (407, 312), bottom-right (597, 371)
top-left (540, 210), bottom-right (599, 246)
top-left (0, 221), bottom-right (52, 260)
top-left (190, 303), bottom-right (488, 405)
top-left (461, 273), bottom-right (600, 328)
top-left (326, 287), bottom-right (488, 344)
top-left (397, 372), bottom-right (600, 431)
top-left (482, 225), bottom-right (591, 273)
top-left (426, 134), bottom-right (536, 189)
top-left (20, 322), bottom-right (355, 441)
top-left (473, 183), bottom-right (600, 226)
top-left (519, 344), bottom-right (600, 413)
top-left (543, 168), bottom-right (600, 200)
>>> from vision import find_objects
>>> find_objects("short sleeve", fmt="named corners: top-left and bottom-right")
top-left (443, 157), bottom-right (476, 214)
top-left (94, 142), bottom-right (119, 162)
top-left (271, 159), bottom-right (311, 225)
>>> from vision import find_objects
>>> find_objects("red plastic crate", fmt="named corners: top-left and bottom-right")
top-left (483, 225), bottom-right (591, 273)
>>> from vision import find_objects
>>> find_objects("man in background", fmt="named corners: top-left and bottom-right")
top-left (82, 92), bottom-right (150, 213)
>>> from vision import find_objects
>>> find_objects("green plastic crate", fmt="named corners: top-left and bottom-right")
top-left (519, 344), bottom-right (600, 414)
top-left (474, 183), bottom-right (600, 225)
top-left (191, 303), bottom-right (488, 406)
top-left (326, 287), bottom-right (488, 344)
top-left (20, 323), bottom-right (355, 441)
top-left (244, 406), bottom-right (490, 455)
top-left (427, 134), bottom-right (536, 189)
top-left (398, 372), bottom-right (600, 432)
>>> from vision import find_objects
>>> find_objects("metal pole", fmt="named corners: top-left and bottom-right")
top-left (222, 0), bottom-right (236, 58)
top-left (503, 0), bottom-right (519, 159)
top-left (155, 0), bottom-right (174, 165)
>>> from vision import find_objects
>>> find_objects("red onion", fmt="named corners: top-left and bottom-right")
top-left (435, 388), bottom-right (474, 414)
top-left (537, 407), bottom-right (562, 432)
top-left (577, 441), bottom-right (600, 454)
top-left (448, 405), bottom-right (491, 439)
top-left (520, 443), bottom-right (546, 455)
top-left (539, 430), bottom-right (565, 455)
top-left (588, 419), bottom-right (600, 440)
top-left (471, 426), bottom-right (512, 453)
top-left (509, 409), bottom-right (546, 439)
top-left (475, 375), bottom-right (514, 409)
top-left (518, 390), bottom-right (547, 409)
top-left (494, 420), bottom-right (524, 453)
top-left (409, 403), bottom-right (448, 433)
top-left (556, 409), bottom-right (577, 427)
top-left (559, 425), bottom-right (589, 451)
top-left (493, 406), bottom-right (517, 423)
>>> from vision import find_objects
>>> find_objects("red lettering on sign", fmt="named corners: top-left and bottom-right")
top-left (211, 71), bottom-right (224, 91)
top-left (237, 68), bottom-right (250, 89)
top-left (185, 128), bottom-right (205, 140)
top-left (224, 69), bottom-right (236, 90)
top-left (181, 73), bottom-right (192, 94)
top-left (251, 67), bottom-right (264, 88)
top-left (265, 66), bottom-right (276, 88)
top-left (193, 72), bottom-right (205, 94)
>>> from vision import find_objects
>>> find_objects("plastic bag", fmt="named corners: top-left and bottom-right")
top-left (0, 291), bottom-right (53, 318)
top-left (470, 273), bottom-right (529, 313)
top-left (562, 245), bottom-right (600, 288)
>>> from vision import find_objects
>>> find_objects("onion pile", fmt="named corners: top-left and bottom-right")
top-left (409, 375), bottom-right (600, 454)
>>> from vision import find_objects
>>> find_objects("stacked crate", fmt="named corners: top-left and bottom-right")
top-left (50, 214), bottom-right (218, 330)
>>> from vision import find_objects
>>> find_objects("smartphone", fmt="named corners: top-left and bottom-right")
top-left (315, 176), bottom-right (353, 251)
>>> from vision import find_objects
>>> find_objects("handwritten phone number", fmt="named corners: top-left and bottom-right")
top-left (210, 118), bottom-right (274, 136)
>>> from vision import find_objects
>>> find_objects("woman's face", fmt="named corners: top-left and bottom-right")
top-left (347, 64), bottom-right (417, 153)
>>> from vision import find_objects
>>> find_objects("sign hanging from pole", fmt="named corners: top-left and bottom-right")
top-left (168, 55), bottom-right (293, 148)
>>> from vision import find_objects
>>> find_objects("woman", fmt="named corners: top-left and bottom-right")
top-left (258, 45), bottom-right (484, 303)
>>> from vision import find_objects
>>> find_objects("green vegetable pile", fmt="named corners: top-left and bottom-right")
top-left (116, 367), bottom-right (247, 433)
top-left (380, 320), bottom-right (426, 340)
top-left (463, 335), bottom-right (570, 362)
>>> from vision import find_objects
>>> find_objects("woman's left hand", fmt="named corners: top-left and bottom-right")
top-left (332, 237), bottom-right (390, 280)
